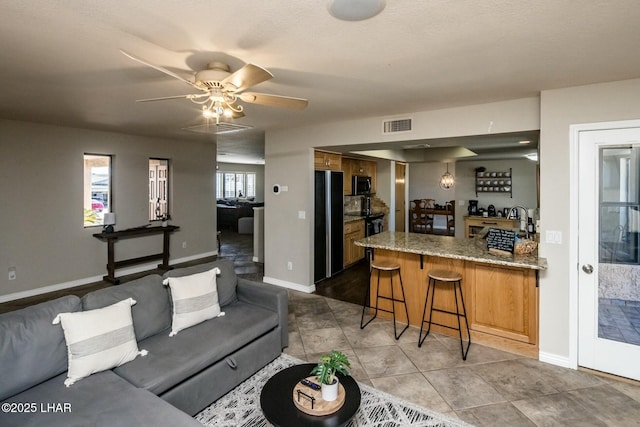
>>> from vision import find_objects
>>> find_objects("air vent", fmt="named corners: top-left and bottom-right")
top-left (382, 117), bottom-right (412, 134)
top-left (182, 122), bottom-right (253, 135)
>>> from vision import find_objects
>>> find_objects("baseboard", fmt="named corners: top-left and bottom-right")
top-left (262, 276), bottom-right (315, 293)
top-left (539, 351), bottom-right (574, 369)
top-left (0, 251), bottom-right (219, 303)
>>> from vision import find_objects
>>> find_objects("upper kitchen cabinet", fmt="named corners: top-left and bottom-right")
top-left (342, 157), bottom-right (377, 195)
top-left (314, 150), bottom-right (342, 171)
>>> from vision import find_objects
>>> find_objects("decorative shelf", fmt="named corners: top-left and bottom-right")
top-left (475, 168), bottom-right (513, 198)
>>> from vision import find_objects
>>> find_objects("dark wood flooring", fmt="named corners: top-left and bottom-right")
top-left (313, 260), bottom-right (369, 306)
top-left (0, 230), bottom-right (367, 314)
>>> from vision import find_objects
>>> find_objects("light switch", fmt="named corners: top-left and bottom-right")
top-left (298, 210), bottom-right (306, 219)
top-left (545, 230), bottom-right (562, 244)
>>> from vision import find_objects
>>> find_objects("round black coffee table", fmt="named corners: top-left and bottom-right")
top-left (260, 363), bottom-right (361, 427)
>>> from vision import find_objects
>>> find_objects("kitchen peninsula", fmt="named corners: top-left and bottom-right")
top-left (355, 231), bottom-right (548, 357)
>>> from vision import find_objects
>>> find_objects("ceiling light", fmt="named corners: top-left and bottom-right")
top-left (519, 140), bottom-right (531, 144)
top-left (439, 163), bottom-right (455, 190)
top-left (327, 0), bottom-right (386, 21)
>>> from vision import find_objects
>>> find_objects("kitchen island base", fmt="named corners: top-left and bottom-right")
top-left (366, 248), bottom-right (538, 358)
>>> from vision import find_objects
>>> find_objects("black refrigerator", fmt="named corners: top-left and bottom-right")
top-left (314, 170), bottom-right (344, 283)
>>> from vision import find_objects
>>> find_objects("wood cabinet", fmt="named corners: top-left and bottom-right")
top-left (344, 219), bottom-right (365, 265)
top-left (465, 262), bottom-right (538, 347)
top-left (366, 248), bottom-right (539, 357)
top-left (464, 216), bottom-right (518, 238)
top-left (314, 150), bottom-right (342, 171)
top-left (341, 157), bottom-right (377, 195)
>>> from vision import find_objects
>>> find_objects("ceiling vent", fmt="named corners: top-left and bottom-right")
top-left (382, 117), bottom-right (412, 134)
top-left (182, 122), bottom-right (253, 135)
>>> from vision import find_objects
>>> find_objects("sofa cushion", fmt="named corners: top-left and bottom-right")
top-left (113, 300), bottom-right (278, 395)
top-left (53, 298), bottom-right (147, 386)
top-left (162, 267), bottom-right (223, 336)
top-left (0, 370), bottom-right (202, 427)
top-left (0, 295), bottom-right (81, 401)
top-left (163, 259), bottom-right (237, 307)
top-left (81, 274), bottom-right (170, 341)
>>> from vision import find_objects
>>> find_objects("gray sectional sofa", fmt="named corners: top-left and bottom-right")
top-left (0, 259), bottom-right (288, 427)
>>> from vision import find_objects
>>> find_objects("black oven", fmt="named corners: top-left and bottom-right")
top-left (364, 212), bottom-right (384, 237)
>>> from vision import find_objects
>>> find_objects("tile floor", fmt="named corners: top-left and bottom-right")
top-left (285, 291), bottom-right (640, 426)
top-left (4, 230), bottom-right (640, 426)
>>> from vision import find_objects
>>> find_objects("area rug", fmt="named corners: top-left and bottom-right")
top-left (195, 353), bottom-right (473, 427)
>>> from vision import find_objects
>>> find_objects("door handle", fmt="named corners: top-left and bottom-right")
top-left (582, 264), bottom-right (594, 274)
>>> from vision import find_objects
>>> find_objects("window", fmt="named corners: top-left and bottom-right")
top-left (216, 172), bottom-right (256, 199)
top-left (599, 146), bottom-right (640, 264)
top-left (149, 158), bottom-right (170, 221)
top-left (84, 154), bottom-right (112, 227)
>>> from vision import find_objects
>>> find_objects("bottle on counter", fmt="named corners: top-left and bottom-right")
top-left (527, 218), bottom-right (535, 235)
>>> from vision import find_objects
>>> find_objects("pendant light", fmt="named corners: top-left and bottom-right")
top-left (439, 163), bottom-right (455, 190)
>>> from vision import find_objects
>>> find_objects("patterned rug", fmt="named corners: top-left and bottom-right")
top-left (195, 353), bottom-right (473, 427)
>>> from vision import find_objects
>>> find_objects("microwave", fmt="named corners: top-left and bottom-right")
top-left (352, 175), bottom-right (372, 195)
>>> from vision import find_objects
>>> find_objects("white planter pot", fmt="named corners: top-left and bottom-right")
top-left (321, 377), bottom-right (339, 401)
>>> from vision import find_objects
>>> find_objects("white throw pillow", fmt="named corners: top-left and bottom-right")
top-left (52, 298), bottom-right (147, 387)
top-left (163, 267), bottom-right (224, 336)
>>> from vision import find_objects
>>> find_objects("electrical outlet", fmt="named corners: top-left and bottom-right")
top-left (182, 241), bottom-right (187, 249)
top-left (8, 267), bottom-right (16, 281)
top-left (287, 261), bottom-right (293, 271)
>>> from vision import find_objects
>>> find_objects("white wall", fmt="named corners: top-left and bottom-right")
top-left (539, 78), bottom-right (640, 364)
top-left (264, 97), bottom-right (540, 291)
top-left (0, 119), bottom-right (217, 299)
top-left (217, 162), bottom-right (265, 202)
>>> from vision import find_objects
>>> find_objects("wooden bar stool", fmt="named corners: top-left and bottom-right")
top-left (360, 260), bottom-right (409, 340)
top-left (419, 269), bottom-right (471, 360)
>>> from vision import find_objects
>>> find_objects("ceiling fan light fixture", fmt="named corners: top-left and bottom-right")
top-left (327, 0), bottom-right (386, 21)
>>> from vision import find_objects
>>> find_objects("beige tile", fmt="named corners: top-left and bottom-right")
top-left (568, 384), bottom-right (640, 425)
top-left (516, 358), bottom-right (604, 391)
top-left (342, 322), bottom-right (398, 348)
top-left (354, 345), bottom-right (418, 378)
top-left (299, 327), bottom-right (351, 354)
top-left (456, 402), bottom-right (536, 427)
top-left (295, 311), bottom-right (339, 331)
top-left (370, 373), bottom-right (452, 414)
top-left (284, 331), bottom-right (305, 357)
top-left (469, 359), bottom-right (560, 400)
top-left (512, 392), bottom-right (608, 426)
top-left (609, 379), bottom-right (640, 403)
top-left (423, 367), bottom-right (507, 410)
top-left (400, 339), bottom-right (462, 372)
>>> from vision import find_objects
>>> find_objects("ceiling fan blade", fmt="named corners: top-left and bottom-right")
top-left (222, 64), bottom-right (273, 92)
top-left (239, 92), bottom-right (308, 110)
top-left (120, 49), bottom-right (202, 90)
top-left (136, 93), bottom-right (208, 102)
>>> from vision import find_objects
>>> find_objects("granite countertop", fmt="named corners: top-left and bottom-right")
top-left (344, 215), bottom-right (364, 224)
top-left (355, 231), bottom-right (548, 270)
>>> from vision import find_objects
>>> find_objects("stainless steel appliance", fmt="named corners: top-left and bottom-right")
top-left (352, 175), bottom-right (372, 195)
top-left (314, 170), bottom-right (344, 283)
top-left (364, 212), bottom-right (385, 237)
top-left (361, 196), bottom-right (372, 216)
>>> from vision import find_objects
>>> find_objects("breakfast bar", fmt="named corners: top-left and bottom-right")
top-left (355, 231), bottom-right (548, 357)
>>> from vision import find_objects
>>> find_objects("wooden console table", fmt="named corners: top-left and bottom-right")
top-left (93, 225), bottom-right (179, 284)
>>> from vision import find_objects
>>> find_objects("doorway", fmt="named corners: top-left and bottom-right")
top-left (576, 122), bottom-right (640, 381)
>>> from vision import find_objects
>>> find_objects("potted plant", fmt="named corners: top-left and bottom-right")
top-left (310, 350), bottom-right (350, 402)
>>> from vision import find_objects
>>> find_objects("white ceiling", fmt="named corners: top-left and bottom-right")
top-left (1, 1), bottom-right (640, 163)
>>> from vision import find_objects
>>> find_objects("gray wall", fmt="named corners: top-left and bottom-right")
top-left (0, 119), bottom-right (217, 299)
top-left (217, 162), bottom-right (265, 202)
top-left (408, 159), bottom-right (537, 237)
top-left (538, 78), bottom-right (640, 362)
top-left (264, 97), bottom-right (540, 290)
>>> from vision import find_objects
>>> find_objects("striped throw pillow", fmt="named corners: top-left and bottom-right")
top-left (163, 267), bottom-right (224, 337)
top-left (52, 298), bottom-right (147, 387)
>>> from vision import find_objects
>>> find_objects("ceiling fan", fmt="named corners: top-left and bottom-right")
top-left (120, 50), bottom-right (308, 124)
